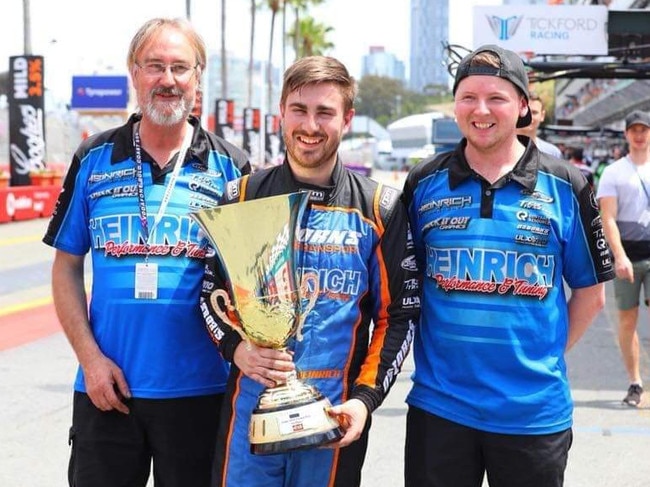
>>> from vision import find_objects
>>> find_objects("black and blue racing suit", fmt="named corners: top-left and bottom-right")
top-left (200, 159), bottom-right (420, 487)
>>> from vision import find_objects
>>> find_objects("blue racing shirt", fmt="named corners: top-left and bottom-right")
top-left (43, 114), bottom-right (250, 398)
top-left (403, 138), bottom-right (614, 434)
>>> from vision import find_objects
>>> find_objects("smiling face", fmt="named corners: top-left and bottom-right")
top-left (280, 82), bottom-right (354, 180)
top-left (454, 75), bottom-right (529, 154)
top-left (131, 25), bottom-right (200, 127)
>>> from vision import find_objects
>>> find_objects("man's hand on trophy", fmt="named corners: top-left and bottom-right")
top-left (325, 398), bottom-right (369, 448)
top-left (233, 342), bottom-right (296, 388)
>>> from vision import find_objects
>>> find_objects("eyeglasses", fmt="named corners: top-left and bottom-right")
top-left (135, 62), bottom-right (198, 81)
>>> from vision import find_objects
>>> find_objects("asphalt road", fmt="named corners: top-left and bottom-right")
top-left (1, 171), bottom-right (649, 486)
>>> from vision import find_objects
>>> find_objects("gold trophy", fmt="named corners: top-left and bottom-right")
top-left (191, 192), bottom-right (343, 455)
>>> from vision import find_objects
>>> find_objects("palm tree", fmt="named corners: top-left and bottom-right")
top-left (281, 0), bottom-right (288, 73)
top-left (220, 0), bottom-right (228, 98)
top-left (289, 16), bottom-right (334, 58)
top-left (247, 0), bottom-right (257, 107)
top-left (286, 0), bottom-right (325, 63)
top-left (266, 0), bottom-right (282, 110)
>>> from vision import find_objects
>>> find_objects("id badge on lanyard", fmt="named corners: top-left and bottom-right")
top-left (135, 262), bottom-right (159, 299)
top-left (132, 122), bottom-right (192, 299)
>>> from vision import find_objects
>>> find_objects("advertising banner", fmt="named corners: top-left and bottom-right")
top-left (0, 185), bottom-right (59, 223)
top-left (473, 5), bottom-right (608, 56)
top-left (8, 55), bottom-right (46, 186)
top-left (264, 114), bottom-right (282, 165)
top-left (214, 98), bottom-right (235, 141)
top-left (242, 107), bottom-right (261, 163)
top-left (71, 75), bottom-right (129, 110)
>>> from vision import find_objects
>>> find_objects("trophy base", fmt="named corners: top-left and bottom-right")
top-left (249, 381), bottom-right (344, 456)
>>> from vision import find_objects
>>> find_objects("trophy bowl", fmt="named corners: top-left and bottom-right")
top-left (191, 192), bottom-right (344, 455)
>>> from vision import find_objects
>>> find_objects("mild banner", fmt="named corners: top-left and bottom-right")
top-left (8, 55), bottom-right (46, 187)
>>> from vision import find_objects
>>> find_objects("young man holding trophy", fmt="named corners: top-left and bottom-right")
top-left (199, 56), bottom-right (420, 486)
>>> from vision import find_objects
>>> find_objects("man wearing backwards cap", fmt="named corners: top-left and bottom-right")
top-left (597, 109), bottom-right (650, 409)
top-left (402, 44), bottom-right (615, 486)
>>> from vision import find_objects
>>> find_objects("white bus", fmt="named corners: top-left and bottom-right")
top-left (387, 112), bottom-right (462, 168)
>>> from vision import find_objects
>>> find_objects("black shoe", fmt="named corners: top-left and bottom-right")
top-left (622, 384), bottom-right (643, 407)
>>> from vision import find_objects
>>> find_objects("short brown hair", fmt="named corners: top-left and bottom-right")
top-left (528, 92), bottom-right (545, 107)
top-left (280, 56), bottom-right (357, 112)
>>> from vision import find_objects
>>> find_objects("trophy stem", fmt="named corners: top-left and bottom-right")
top-left (285, 369), bottom-right (298, 385)
top-left (284, 369), bottom-right (301, 392)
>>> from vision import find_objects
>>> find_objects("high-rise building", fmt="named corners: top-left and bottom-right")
top-left (409, 0), bottom-right (450, 93)
top-left (361, 46), bottom-right (406, 82)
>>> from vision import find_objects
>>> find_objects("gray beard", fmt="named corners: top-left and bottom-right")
top-left (142, 98), bottom-right (192, 126)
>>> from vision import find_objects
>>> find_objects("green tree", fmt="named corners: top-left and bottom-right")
top-left (288, 16), bottom-right (334, 58)
top-left (356, 75), bottom-right (453, 127)
top-left (285, 0), bottom-right (325, 63)
top-left (356, 76), bottom-right (405, 126)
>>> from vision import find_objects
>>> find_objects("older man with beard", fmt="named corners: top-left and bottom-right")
top-left (43, 17), bottom-right (250, 487)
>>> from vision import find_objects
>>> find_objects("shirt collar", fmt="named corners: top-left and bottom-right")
top-left (448, 136), bottom-right (538, 191)
top-left (110, 113), bottom-right (209, 169)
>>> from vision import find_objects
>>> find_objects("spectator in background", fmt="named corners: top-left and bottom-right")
top-left (568, 147), bottom-right (594, 187)
top-left (517, 92), bottom-right (563, 158)
top-left (596, 110), bottom-right (650, 407)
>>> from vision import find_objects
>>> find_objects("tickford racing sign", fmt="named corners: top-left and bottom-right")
top-left (473, 5), bottom-right (608, 56)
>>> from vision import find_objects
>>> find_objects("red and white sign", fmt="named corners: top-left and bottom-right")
top-left (0, 185), bottom-right (60, 223)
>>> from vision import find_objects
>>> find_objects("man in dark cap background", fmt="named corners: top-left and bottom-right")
top-left (597, 109), bottom-right (650, 409)
top-left (402, 44), bottom-right (615, 487)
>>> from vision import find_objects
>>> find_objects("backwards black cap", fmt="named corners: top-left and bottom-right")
top-left (453, 44), bottom-right (532, 128)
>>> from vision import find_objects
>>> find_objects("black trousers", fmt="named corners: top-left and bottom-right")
top-left (68, 391), bottom-right (223, 487)
top-left (405, 406), bottom-right (572, 487)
